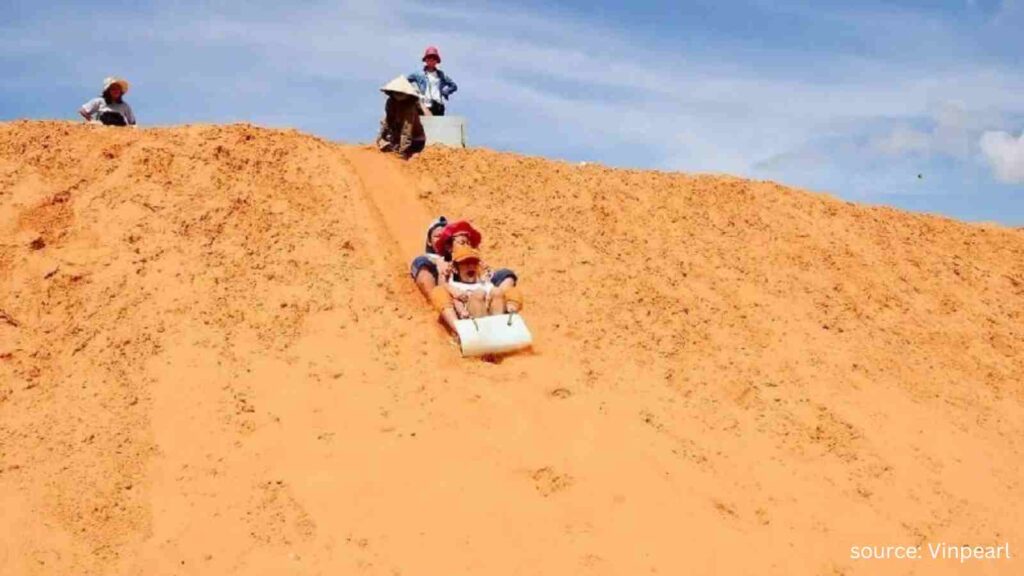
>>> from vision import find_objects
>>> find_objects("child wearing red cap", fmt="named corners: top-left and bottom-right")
top-left (429, 220), bottom-right (521, 310)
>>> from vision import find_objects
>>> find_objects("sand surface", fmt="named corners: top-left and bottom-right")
top-left (1, 121), bottom-right (1022, 575)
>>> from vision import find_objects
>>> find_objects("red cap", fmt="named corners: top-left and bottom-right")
top-left (422, 46), bottom-right (441, 63)
top-left (434, 220), bottom-right (481, 255)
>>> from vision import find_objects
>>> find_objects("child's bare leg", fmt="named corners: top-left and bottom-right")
top-left (414, 268), bottom-right (437, 299)
top-left (439, 306), bottom-right (460, 334)
top-left (496, 278), bottom-right (520, 313)
top-left (467, 291), bottom-right (488, 318)
top-left (429, 286), bottom-right (462, 337)
top-left (489, 289), bottom-right (507, 315)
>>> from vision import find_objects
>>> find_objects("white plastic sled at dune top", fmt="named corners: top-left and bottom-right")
top-left (454, 313), bottom-right (533, 357)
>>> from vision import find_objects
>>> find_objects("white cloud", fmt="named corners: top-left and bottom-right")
top-left (869, 103), bottom-right (1006, 160)
top-left (979, 131), bottom-right (1024, 183)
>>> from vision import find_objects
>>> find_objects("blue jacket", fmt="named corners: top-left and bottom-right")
top-left (407, 69), bottom-right (458, 101)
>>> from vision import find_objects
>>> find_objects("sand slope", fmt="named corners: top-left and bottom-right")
top-left (1, 121), bottom-right (1022, 575)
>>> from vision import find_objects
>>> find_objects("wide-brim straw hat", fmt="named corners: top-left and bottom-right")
top-left (380, 76), bottom-right (420, 98)
top-left (103, 77), bottom-right (130, 94)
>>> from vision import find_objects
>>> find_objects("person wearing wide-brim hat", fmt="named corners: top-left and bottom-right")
top-left (79, 77), bottom-right (136, 127)
top-left (407, 46), bottom-right (457, 117)
top-left (376, 76), bottom-right (426, 159)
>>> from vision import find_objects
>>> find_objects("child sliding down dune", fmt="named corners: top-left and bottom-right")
top-left (429, 244), bottom-right (524, 336)
top-left (443, 245), bottom-right (506, 319)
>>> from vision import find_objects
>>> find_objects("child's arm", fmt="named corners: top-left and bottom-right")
top-left (428, 254), bottom-right (452, 279)
top-left (439, 274), bottom-right (471, 319)
top-left (439, 267), bottom-right (468, 301)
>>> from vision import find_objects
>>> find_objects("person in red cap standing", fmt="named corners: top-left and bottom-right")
top-left (407, 46), bottom-right (457, 116)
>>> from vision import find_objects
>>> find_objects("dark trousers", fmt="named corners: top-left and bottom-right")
top-left (427, 101), bottom-right (446, 116)
top-left (401, 139), bottom-right (426, 159)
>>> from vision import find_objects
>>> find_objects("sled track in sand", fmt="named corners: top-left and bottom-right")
top-left (1, 121), bottom-right (1023, 575)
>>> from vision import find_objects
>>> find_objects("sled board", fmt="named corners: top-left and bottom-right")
top-left (455, 314), bottom-right (533, 357)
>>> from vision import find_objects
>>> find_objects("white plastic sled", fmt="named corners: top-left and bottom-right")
top-left (455, 313), bottom-right (533, 357)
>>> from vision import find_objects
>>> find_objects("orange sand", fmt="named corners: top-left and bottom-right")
top-left (1, 121), bottom-right (1022, 575)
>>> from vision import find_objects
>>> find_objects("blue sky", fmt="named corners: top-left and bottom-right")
top-left (2, 0), bottom-right (1022, 224)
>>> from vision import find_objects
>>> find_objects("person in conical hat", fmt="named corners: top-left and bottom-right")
top-left (79, 77), bottom-right (136, 127)
top-left (376, 75), bottom-right (426, 159)
top-left (407, 46), bottom-right (457, 117)
top-left (380, 75), bottom-right (419, 99)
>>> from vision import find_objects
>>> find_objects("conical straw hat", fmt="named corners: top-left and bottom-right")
top-left (380, 76), bottom-right (420, 97)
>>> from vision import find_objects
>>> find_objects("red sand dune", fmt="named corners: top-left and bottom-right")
top-left (1, 121), bottom-right (1022, 575)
